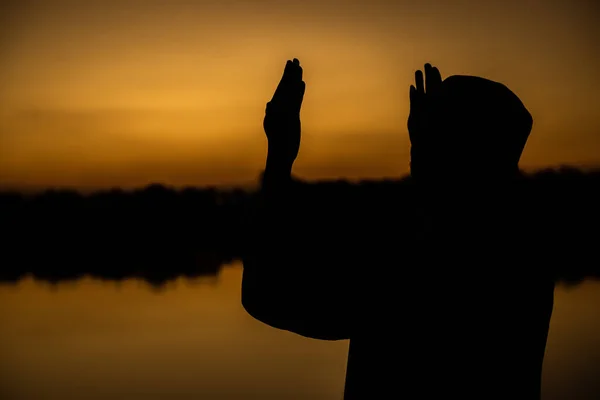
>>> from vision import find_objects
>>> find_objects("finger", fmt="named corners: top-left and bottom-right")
top-left (432, 66), bottom-right (442, 84)
top-left (272, 60), bottom-right (294, 101)
top-left (289, 59), bottom-right (302, 83)
top-left (285, 59), bottom-right (304, 83)
top-left (296, 81), bottom-right (306, 112)
top-left (284, 59), bottom-right (294, 76)
top-left (279, 61), bottom-right (303, 108)
top-left (297, 61), bottom-right (303, 82)
top-left (415, 70), bottom-right (424, 95)
top-left (427, 65), bottom-right (442, 94)
top-left (286, 78), bottom-right (305, 114)
top-left (409, 85), bottom-right (417, 128)
top-left (424, 63), bottom-right (434, 93)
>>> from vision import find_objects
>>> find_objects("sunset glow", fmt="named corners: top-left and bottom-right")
top-left (1, 0), bottom-right (598, 190)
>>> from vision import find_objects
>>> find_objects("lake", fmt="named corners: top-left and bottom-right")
top-left (1, 262), bottom-right (598, 399)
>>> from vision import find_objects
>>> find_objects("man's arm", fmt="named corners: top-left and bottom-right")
top-left (243, 174), bottom-right (364, 340)
top-left (241, 59), bottom-right (359, 340)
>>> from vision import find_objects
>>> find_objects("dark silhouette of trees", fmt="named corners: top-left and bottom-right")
top-left (0, 167), bottom-right (598, 287)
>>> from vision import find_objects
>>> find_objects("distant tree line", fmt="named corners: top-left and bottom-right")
top-left (0, 166), bottom-right (598, 286)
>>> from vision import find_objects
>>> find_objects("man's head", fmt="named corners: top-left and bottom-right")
top-left (409, 70), bottom-right (533, 182)
top-left (440, 75), bottom-right (533, 173)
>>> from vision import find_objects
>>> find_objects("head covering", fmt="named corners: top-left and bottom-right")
top-left (436, 75), bottom-right (533, 175)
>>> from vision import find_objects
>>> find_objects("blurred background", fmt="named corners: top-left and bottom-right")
top-left (1, 1), bottom-right (599, 399)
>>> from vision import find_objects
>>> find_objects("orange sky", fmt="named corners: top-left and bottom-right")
top-left (1, 0), bottom-right (598, 190)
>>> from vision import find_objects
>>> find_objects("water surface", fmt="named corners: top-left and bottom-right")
top-left (1, 262), bottom-right (598, 399)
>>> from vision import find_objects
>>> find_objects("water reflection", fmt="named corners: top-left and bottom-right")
top-left (0, 263), bottom-right (598, 400)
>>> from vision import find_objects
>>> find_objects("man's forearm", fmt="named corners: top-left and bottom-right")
top-left (263, 155), bottom-right (293, 185)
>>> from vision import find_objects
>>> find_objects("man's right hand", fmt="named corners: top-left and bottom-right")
top-left (263, 58), bottom-right (306, 177)
top-left (407, 63), bottom-right (444, 181)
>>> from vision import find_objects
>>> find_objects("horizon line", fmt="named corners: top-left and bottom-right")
top-left (1, 163), bottom-right (599, 195)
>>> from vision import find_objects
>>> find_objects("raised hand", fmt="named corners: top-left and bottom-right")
top-left (407, 63), bottom-right (444, 180)
top-left (264, 58), bottom-right (306, 177)
top-left (408, 63), bottom-right (442, 147)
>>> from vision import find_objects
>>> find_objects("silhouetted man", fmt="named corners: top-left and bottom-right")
top-left (242, 59), bottom-right (554, 399)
